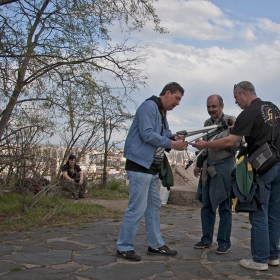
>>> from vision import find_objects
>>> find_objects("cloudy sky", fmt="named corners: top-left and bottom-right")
top-left (115, 0), bottom-right (280, 141)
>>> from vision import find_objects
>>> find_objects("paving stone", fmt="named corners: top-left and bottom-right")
top-left (77, 262), bottom-right (168, 280)
top-left (0, 260), bottom-right (23, 274)
top-left (168, 260), bottom-right (213, 279)
top-left (1, 203), bottom-right (280, 280)
top-left (18, 246), bottom-right (49, 253)
top-left (3, 250), bottom-right (72, 266)
top-left (1, 267), bottom-right (78, 280)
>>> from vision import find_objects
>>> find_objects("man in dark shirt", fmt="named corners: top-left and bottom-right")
top-left (190, 81), bottom-right (280, 271)
top-left (60, 154), bottom-right (87, 199)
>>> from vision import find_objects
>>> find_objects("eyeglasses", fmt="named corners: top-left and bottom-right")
top-left (234, 83), bottom-right (246, 91)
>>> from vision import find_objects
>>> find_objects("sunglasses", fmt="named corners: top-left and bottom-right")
top-left (234, 84), bottom-right (246, 91)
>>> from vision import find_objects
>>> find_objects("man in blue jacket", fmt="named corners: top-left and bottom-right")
top-left (116, 82), bottom-right (188, 261)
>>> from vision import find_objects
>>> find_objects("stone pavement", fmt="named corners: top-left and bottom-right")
top-left (1, 201), bottom-right (280, 280)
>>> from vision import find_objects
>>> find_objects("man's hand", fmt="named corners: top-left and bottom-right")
top-left (226, 117), bottom-right (235, 129)
top-left (172, 134), bottom-right (184, 141)
top-left (189, 139), bottom-right (207, 150)
top-left (171, 139), bottom-right (188, 151)
top-left (193, 166), bottom-right (201, 178)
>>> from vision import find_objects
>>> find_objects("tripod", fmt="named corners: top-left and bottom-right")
top-left (176, 120), bottom-right (229, 170)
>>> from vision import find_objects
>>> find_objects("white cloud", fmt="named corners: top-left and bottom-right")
top-left (138, 0), bottom-right (234, 41)
top-left (237, 27), bottom-right (258, 41)
top-left (256, 18), bottom-right (280, 35)
top-left (141, 36), bottom-right (280, 130)
top-left (109, 0), bottom-right (280, 139)
top-left (153, 0), bottom-right (234, 40)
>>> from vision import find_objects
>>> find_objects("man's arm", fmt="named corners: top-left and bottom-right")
top-left (62, 171), bottom-right (74, 182)
top-left (138, 100), bottom-right (188, 150)
top-left (78, 171), bottom-right (84, 185)
top-left (190, 134), bottom-right (242, 150)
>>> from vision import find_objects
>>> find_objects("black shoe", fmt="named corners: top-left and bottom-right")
top-left (194, 241), bottom-right (211, 249)
top-left (216, 245), bottom-right (230, 254)
top-left (147, 245), bottom-right (177, 256)
top-left (116, 250), bottom-right (141, 261)
top-left (78, 194), bottom-right (85, 198)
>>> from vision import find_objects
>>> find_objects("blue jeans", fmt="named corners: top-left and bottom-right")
top-left (249, 162), bottom-right (280, 263)
top-left (201, 175), bottom-right (232, 247)
top-left (116, 171), bottom-right (164, 251)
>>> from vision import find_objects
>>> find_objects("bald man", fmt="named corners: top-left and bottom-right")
top-left (193, 94), bottom-right (239, 254)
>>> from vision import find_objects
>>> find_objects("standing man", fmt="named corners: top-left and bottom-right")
top-left (193, 95), bottom-right (238, 254)
top-left (116, 82), bottom-right (188, 261)
top-left (190, 81), bottom-right (280, 271)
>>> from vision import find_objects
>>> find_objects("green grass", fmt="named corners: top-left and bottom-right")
top-left (88, 180), bottom-right (129, 199)
top-left (10, 266), bottom-right (22, 272)
top-left (0, 192), bottom-right (27, 212)
top-left (0, 182), bottom-right (129, 234)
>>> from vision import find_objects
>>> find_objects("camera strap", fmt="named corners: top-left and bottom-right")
top-left (146, 95), bottom-right (166, 135)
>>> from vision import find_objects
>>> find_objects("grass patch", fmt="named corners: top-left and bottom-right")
top-left (88, 180), bottom-right (129, 199)
top-left (10, 266), bottom-right (22, 272)
top-left (0, 182), bottom-right (128, 235)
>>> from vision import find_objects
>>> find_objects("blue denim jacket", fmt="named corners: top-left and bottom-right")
top-left (124, 97), bottom-right (173, 169)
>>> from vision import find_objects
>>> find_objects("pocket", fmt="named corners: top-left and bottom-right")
top-left (248, 143), bottom-right (272, 169)
top-left (248, 143), bottom-right (279, 175)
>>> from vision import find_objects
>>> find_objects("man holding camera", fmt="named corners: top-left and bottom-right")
top-left (190, 81), bottom-right (280, 271)
top-left (116, 82), bottom-right (188, 261)
top-left (193, 94), bottom-right (239, 254)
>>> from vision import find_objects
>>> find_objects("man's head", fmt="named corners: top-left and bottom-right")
top-left (159, 82), bottom-right (184, 111)
top-left (67, 154), bottom-right (76, 164)
top-left (233, 81), bottom-right (257, 109)
top-left (207, 94), bottom-right (224, 121)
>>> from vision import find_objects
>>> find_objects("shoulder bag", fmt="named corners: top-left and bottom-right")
top-left (248, 104), bottom-right (280, 175)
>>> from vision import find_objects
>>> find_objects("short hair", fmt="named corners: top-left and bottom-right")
top-left (234, 81), bottom-right (256, 95)
top-left (68, 154), bottom-right (76, 160)
top-left (159, 82), bottom-right (184, 96)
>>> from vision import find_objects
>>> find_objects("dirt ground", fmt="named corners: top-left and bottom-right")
top-left (86, 198), bottom-right (129, 212)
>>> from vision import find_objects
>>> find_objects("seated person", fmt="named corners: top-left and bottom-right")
top-left (59, 154), bottom-right (87, 199)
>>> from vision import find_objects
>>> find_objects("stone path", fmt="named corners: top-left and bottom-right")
top-left (1, 202), bottom-right (280, 280)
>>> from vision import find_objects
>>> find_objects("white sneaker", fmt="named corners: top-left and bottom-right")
top-left (268, 259), bottom-right (280, 266)
top-left (239, 259), bottom-right (268, 271)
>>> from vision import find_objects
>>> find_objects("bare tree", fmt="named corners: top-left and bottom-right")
top-left (0, 102), bottom-right (54, 195)
top-left (51, 75), bottom-right (133, 186)
top-left (0, 0), bottom-right (166, 140)
top-left (95, 86), bottom-right (133, 186)
top-left (53, 76), bottom-right (104, 176)
top-left (0, 0), bottom-right (19, 6)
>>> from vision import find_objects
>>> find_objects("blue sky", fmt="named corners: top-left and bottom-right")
top-left (108, 0), bottom-right (280, 144)
top-left (43, 0), bottom-right (280, 147)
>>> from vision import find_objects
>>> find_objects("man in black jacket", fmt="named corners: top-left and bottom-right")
top-left (190, 81), bottom-right (280, 271)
